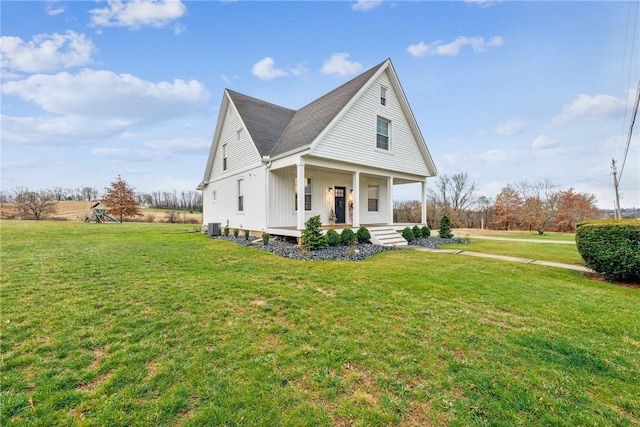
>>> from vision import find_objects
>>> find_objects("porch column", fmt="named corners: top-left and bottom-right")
top-left (387, 176), bottom-right (394, 225)
top-left (296, 162), bottom-right (305, 230)
top-left (421, 178), bottom-right (427, 225)
top-left (352, 171), bottom-right (360, 227)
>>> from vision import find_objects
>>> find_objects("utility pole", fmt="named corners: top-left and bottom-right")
top-left (611, 158), bottom-right (622, 219)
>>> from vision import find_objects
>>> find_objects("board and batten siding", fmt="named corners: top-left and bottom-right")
top-left (310, 70), bottom-right (430, 177)
top-left (209, 104), bottom-right (262, 181)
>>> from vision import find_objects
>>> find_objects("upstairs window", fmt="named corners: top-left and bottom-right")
top-left (237, 128), bottom-right (244, 141)
top-left (222, 143), bottom-right (228, 171)
top-left (294, 178), bottom-right (312, 211)
top-left (380, 86), bottom-right (387, 106)
top-left (376, 117), bottom-right (389, 150)
top-left (237, 179), bottom-right (244, 212)
top-left (368, 186), bottom-right (379, 212)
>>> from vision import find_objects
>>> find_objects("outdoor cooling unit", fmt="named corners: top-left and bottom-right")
top-left (208, 223), bottom-right (221, 237)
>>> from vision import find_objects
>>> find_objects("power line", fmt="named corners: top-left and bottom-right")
top-left (554, 173), bottom-right (612, 189)
top-left (619, 78), bottom-right (640, 183)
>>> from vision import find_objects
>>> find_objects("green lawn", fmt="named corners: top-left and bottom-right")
top-left (455, 230), bottom-right (577, 242)
top-left (440, 239), bottom-right (585, 266)
top-left (2, 221), bottom-right (639, 426)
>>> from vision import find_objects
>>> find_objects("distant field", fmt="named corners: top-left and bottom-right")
top-left (0, 201), bottom-right (202, 224)
top-left (454, 228), bottom-right (577, 242)
top-left (2, 220), bottom-right (638, 426)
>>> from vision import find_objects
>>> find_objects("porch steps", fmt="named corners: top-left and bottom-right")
top-left (368, 227), bottom-right (408, 247)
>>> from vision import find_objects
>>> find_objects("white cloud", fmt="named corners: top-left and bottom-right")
top-left (290, 62), bottom-right (309, 77)
top-left (407, 36), bottom-right (504, 57)
top-left (1, 70), bottom-right (209, 145)
top-left (352, 0), bottom-right (382, 12)
top-left (46, 1), bottom-right (66, 16)
top-left (321, 53), bottom-right (362, 76)
top-left (89, 0), bottom-right (186, 29)
top-left (551, 94), bottom-right (626, 125)
top-left (491, 118), bottom-right (526, 135)
top-left (0, 31), bottom-right (96, 73)
top-left (252, 57), bottom-right (289, 81)
top-left (531, 134), bottom-right (558, 149)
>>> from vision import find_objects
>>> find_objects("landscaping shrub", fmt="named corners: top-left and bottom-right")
top-left (301, 215), bottom-right (327, 250)
top-left (421, 225), bottom-right (431, 238)
top-left (439, 215), bottom-right (453, 239)
top-left (356, 226), bottom-right (371, 243)
top-left (340, 228), bottom-right (357, 245)
top-left (402, 226), bottom-right (414, 242)
top-left (326, 229), bottom-right (341, 247)
top-left (233, 228), bottom-right (239, 238)
top-left (576, 220), bottom-right (640, 283)
top-left (262, 232), bottom-right (270, 245)
top-left (412, 225), bottom-right (422, 238)
top-left (223, 226), bottom-right (229, 236)
top-left (244, 229), bottom-right (250, 240)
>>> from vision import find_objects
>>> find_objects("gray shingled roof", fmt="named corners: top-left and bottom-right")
top-left (226, 90), bottom-right (296, 157)
top-left (228, 59), bottom-right (388, 159)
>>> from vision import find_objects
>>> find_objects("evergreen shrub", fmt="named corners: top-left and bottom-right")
top-left (421, 226), bottom-right (431, 238)
top-left (262, 232), bottom-right (270, 245)
top-left (301, 215), bottom-right (327, 250)
top-left (439, 216), bottom-right (453, 239)
top-left (412, 225), bottom-right (422, 238)
top-left (402, 227), bottom-right (414, 242)
top-left (576, 220), bottom-right (640, 283)
top-left (340, 228), bottom-right (357, 245)
top-left (326, 229), bottom-right (341, 247)
top-left (356, 227), bottom-right (371, 243)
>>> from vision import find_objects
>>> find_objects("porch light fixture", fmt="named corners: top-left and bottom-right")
top-left (350, 189), bottom-right (353, 193)
top-left (328, 187), bottom-right (333, 193)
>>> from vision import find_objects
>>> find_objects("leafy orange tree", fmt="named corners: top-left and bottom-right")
top-left (102, 176), bottom-right (142, 222)
top-left (491, 186), bottom-right (522, 230)
top-left (520, 197), bottom-right (545, 232)
top-left (551, 188), bottom-right (599, 232)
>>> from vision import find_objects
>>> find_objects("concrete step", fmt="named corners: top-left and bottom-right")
top-left (368, 227), bottom-right (407, 247)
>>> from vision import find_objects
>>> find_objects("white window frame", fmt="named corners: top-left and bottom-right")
top-left (368, 186), bottom-right (379, 212)
top-left (376, 117), bottom-right (390, 150)
top-left (380, 86), bottom-right (387, 106)
top-left (222, 143), bottom-right (228, 171)
top-left (294, 177), bottom-right (312, 211)
top-left (237, 179), bottom-right (244, 212)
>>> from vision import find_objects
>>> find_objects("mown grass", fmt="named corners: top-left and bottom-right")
top-left (1, 221), bottom-right (639, 426)
top-left (456, 230), bottom-right (576, 242)
top-left (440, 239), bottom-right (585, 266)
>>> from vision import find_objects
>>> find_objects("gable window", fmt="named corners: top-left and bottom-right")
top-left (222, 143), bottom-right (228, 171)
top-left (368, 186), bottom-right (379, 212)
top-left (294, 178), bottom-right (312, 211)
top-left (237, 179), bottom-right (244, 212)
top-left (237, 129), bottom-right (244, 141)
top-left (376, 117), bottom-right (390, 150)
top-left (380, 86), bottom-right (387, 106)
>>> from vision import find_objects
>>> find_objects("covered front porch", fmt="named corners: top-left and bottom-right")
top-left (266, 155), bottom-right (429, 232)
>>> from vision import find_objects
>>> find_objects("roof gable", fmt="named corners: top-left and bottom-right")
top-left (269, 59), bottom-right (387, 157)
top-left (227, 90), bottom-right (295, 157)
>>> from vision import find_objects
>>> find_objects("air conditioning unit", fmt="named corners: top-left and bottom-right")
top-left (208, 222), bottom-right (221, 237)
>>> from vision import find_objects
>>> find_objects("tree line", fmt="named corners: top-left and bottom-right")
top-left (1, 183), bottom-right (203, 220)
top-left (394, 173), bottom-right (602, 233)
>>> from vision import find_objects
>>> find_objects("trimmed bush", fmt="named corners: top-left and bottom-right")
top-left (576, 220), bottom-right (640, 283)
top-left (326, 229), bottom-right (341, 247)
top-left (223, 226), bottom-right (229, 237)
top-left (356, 227), bottom-right (371, 243)
top-left (340, 228), bottom-right (357, 245)
top-left (233, 228), bottom-right (239, 238)
top-left (439, 215), bottom-right (453, 239)
top-left (402, 227), bottom-right (414, 242)
top-left (412, 225), bottom-right (422, 238)
top-left (421, 226), bottom-right (431, 238)
top-left (244, 229), bottom-right (250, 240)
top-left (262, 232), bottom-right (270, 245)
top-left (301, 215), bottom-right (327, 250)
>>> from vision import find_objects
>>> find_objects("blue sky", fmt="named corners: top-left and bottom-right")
top-left (1, 0), bottom-right (639, 209)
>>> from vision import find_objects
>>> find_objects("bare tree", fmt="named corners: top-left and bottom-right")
top-left (14, 188), bottom-right (57, 220)
top-left (428, 173), bottom-right (477, 227)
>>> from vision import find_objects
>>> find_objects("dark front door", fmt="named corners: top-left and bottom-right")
top-left (334, 186), bottom-right (346, 223)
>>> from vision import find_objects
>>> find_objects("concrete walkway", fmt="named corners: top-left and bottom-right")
top-left (413, 247), bottom-right (592, 273)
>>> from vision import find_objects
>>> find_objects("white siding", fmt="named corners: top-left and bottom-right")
top-left (359, 177), bottom-right (388, 224)
top-left (209, 104), bottom-right (262, 181)
top-left (311, 70), bottom-right (430, 176)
